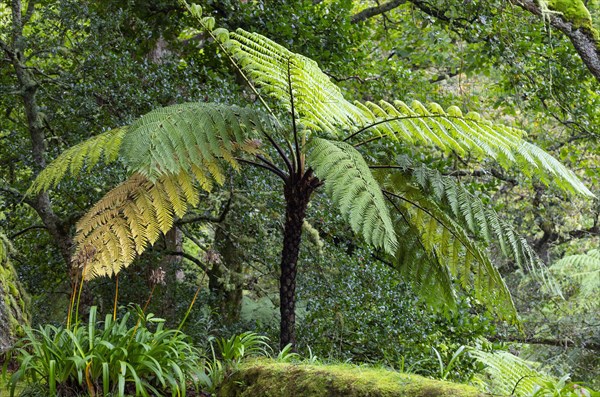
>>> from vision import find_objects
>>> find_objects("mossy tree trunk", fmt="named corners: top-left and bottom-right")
top-left (209, 223), bottom-right (244, 325)
top-left (0, 239), bottom-right (29, 353)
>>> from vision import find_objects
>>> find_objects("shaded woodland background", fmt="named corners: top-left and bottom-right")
top-left (1, 0), bottom-right (599, 387)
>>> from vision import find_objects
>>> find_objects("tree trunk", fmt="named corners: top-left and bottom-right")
top-left (279, 174), bottom-right (318, 350)
top-left (3, 1), bottom-right (74, 269)
top-left (209, 223), bottom-right (244, 325)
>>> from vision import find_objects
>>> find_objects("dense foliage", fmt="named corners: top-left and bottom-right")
top-left (1, 0), bottom-right (599, 394)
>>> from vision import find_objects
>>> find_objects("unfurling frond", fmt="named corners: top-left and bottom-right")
top-left (550, 249), bottom-right (600, 303)
top-left (227, 29), bottom-right (592, 197)
top-left (308, 138), bottom-right (397, 254)
top-left (74, 172), bottom-right (201, 279)
top-left (383, 184), bottom-right (516, 321)
top-left (27, 128), bottom-right (126, 195)
top-left (120, 102), bottom-right (275, 184)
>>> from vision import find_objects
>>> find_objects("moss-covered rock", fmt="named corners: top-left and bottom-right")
top-left (218, 359), bottom-right (487, 397)
top-left (0, 234), bottom-right (29, 353)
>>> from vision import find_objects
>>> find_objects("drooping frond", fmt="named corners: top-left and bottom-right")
top-left (73, 172), bottom-right (202, 279)
top-left (550, 249), bottom-right (600, 303)
top-left (391, 219), bottom-right (457, 308)
top-left (307, 138), bottom-right (397, 254)
top-left (405, 165), bottom-right (543, 275)
top-left (27, 128), bottom-right (126, 195)
top-left (225, 28), bottom-right (592, 197)
top-left (383, 183), bottom-right (516, 321)
top-left (469, 349), bottom-right (553, 396)
top-left (119, 102), bottom-right (275, 184)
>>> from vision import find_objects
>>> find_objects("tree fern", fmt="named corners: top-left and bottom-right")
top-left (27, 128), bottom-right (126, 195)
top-left (307, 138), bottom-right (397, 254)
top-left (469, 349), bottom-right (552, 396)
top-left (30, 10), bottom-right (594, 349)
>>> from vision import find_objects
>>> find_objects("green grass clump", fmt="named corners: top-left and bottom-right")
top-left (6, 306), bottom-right (208, 397)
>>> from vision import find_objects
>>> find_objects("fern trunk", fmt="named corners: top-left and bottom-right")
top-left (279, 173), bottom-right (318, 350)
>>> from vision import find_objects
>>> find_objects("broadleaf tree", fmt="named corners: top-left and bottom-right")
top-left (29, 4), bottom-right (593, 349)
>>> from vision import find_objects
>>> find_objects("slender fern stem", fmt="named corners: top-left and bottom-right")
top-left (178, 271), bottom-right (207, 332)
top-left (67, 274), bottom-right (79, 329)
top-left (113, 274), bottom-right (119, 321)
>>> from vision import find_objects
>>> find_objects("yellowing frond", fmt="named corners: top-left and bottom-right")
top-left (73, 172), bottom-right (202, 279)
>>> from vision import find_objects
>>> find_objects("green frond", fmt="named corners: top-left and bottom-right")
top-left (228, 29), bottom-right (364, 136)
top-left (392, 220), bottom-right (457, 308)
top-left (404, 165), bottom-right (544, 276)
top-left (550, 249), bottom-right (600, 303)
top-left (469, 349), bottom-right (552, 396)
top-left (73, 172), bottom-right (201, 279)
top-left (384, 184), bottom-right (516, 321)
top-left (119, 102), bottom-right (276, 185)
top-left (226, 29), bottom-right (592, 198)
top-left (27, 128), bottom-right (126, 195)
top-left (307, 138), bottom-right (397, 254)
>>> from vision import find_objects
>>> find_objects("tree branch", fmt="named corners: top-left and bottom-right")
top-left (177, 195), bottom-right (233, 225)
top-left (164, 251), bottom-right (209, 273)
top-left (9, 224), bottom-right (47, 239)
top-left (489, 335), bottom-right (600, 352)
top-left (351, 0), bottom-right (408, 23)
top-left (509, 0), bottom-right (600, 83)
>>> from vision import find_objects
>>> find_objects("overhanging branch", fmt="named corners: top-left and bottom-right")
top-left (351, 0), bottom-right (408, 23)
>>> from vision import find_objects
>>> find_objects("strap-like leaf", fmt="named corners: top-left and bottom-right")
top-left (308, 138), bottom-right (397, 255)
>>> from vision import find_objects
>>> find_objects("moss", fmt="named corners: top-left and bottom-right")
top-left (218, 359), bottom-right (486, 397)
top-left (0, 243), bottom-right (29, 350)
top-left (546, 0), bottom-right (594, 30)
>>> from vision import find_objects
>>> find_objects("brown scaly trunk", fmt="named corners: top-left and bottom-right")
top-left (279, 172), bottom-right (318, 350)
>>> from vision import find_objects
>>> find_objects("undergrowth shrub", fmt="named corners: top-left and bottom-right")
top-left (6, 306), bottom-right (208, 397)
